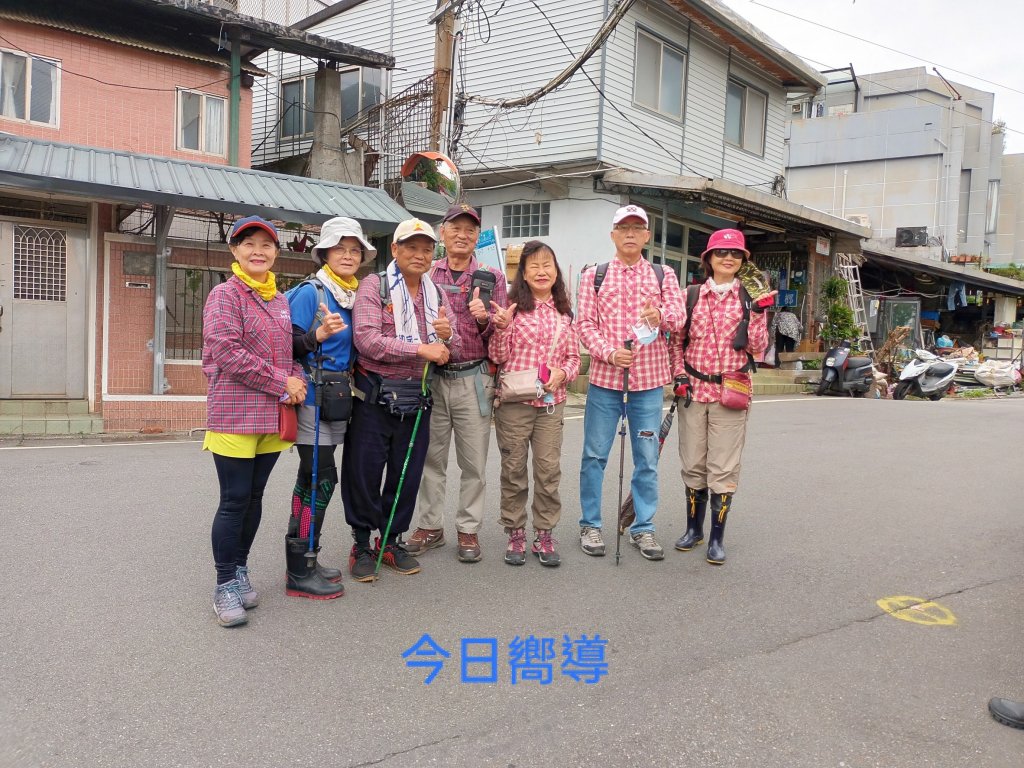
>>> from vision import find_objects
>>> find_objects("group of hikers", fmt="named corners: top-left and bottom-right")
top-left (201, 203), bottom-right (770, 628)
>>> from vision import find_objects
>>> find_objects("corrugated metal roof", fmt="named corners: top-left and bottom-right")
top-left (0, 134), bottom-right (410, 232)
top-left (399, 181), bottom-right (451, 223)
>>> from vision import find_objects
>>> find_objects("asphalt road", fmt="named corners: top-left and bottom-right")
top-left (1, 395), bottom-right (1022, 768)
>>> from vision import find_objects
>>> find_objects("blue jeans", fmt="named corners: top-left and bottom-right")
top-left (579, 384), bottom-right (664, 533)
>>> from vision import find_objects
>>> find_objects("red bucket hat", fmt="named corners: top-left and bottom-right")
top-left (700, 228), bottom-right (749, 259)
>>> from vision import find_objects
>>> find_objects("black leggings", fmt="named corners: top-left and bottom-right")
top-left (211, 452), bottom-right (280, 584)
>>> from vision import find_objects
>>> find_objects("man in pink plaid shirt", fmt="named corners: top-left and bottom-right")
top-left (576, 204), bottom-right (685, 561)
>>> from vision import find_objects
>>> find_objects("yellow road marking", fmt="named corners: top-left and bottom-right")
top-left (876, 595), bottom-right (958, 626)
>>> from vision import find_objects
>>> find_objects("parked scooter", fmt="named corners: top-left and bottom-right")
top-left (893, 349), bottom-right (958, 401)
top-left (816, 340), bottom-right (873, 397)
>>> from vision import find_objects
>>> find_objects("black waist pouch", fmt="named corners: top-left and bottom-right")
top-left (380, 378), bottom-right (432, 418)
top-left (355, 370), bottom-right (432, 419)
top-left (320, 371), bottom-right (353, 422)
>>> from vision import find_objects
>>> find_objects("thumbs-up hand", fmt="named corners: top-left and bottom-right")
top-left (468, 286), bottom-right (489, 323)
top-left (315, 302), bottom-right (347, 343)
top-left (639, 297), bottom-right (661, 328)
top-left (432, 304), bottom-right (453, 340)
top-left (490, 301), bottom-right (517, 330)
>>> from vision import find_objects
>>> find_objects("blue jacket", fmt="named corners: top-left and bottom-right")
top-left (287, 278), bottom-right (354, 407)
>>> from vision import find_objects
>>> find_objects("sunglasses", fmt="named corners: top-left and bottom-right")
top-left (709, 250), bottom-right (745, 259)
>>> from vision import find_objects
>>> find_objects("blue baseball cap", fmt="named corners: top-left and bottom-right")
top-left (230, 215), bottom-right (279, 245)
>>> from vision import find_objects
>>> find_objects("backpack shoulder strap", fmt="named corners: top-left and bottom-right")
top-left (378, 270), bottom-right (390, 303)
top-left (593, 262), bottom-right (609, 293)
top-left (652, 262), bottom-right (665, 288)
top-left (681, 284), bottom-right (701, 351)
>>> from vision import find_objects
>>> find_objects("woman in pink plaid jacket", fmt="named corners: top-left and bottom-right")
top-left (669, 229), bottom-right (770, 566)
top-left (201, 216), bottom-right (306, 628)
top-left (489, 241), bottom-right (580, 568)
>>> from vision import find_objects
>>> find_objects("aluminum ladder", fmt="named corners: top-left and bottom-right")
top-left (835, 253), bottom-right (874, 355)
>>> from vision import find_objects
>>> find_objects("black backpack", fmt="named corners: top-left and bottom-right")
top-left (592, 261), bottom-right (665, 293)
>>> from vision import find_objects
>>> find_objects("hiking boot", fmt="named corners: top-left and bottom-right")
top-left (348, 544), bottom-right (377, 583)
top-left (579, 526), bottom-right (606, 557)
top-left (504, 527), bottom-right (527, 566)
top-left (235, 565), bottom-right (259, 609)
top-left (402, 527), bottom-right (445, 554)
top-left (213, 580), bottom-right (248, 628)
top-left (532, 530), bottom-right (561, 567)
top-left (456, 532), bottom-right (482, 563)
top-left (380, 541), bottom-right (421, 575)
top-left (631, 531), bottom-right (665, 561)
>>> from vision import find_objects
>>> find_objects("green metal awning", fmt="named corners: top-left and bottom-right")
top-left (0, 134), bottom-right (410, 232)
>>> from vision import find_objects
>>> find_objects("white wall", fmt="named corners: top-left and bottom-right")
top-left (599, 4), bottom-right (786, 186)
top-left (469, 177), bottom-right (623, 297)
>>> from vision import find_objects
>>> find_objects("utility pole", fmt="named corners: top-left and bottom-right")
top-left (430, 1), bottom-right (457, 152)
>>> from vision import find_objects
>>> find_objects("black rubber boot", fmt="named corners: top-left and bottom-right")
top-left (674, 487), bottom-right (708, 551)
top-left (285, 536), bottom-right (345, 599)
top-left (706, 492), bottom-right (733, 565)
top-left (290, 482), bottom-right (343, 583)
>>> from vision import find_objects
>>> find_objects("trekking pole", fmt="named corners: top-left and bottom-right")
top-left (305, 347), bottom-right (326, 562)
top-left (373, 362), bottom-right (432, 583)
top-left (614, 339), bottom-right (633, 566)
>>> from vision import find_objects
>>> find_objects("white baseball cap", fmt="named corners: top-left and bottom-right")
top-left (312, 217), bottom-right (377, 264)
top-left (612, 204), bottom-right (649, 226)
top-left (392, 218), bottom-right (439, 244)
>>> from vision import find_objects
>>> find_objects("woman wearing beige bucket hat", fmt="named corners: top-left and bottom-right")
top-left (282, 217), bottom-right (376, 599)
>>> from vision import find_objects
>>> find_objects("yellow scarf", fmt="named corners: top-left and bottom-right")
top-left (232, 261), bottom-right (277, 301)
top-left (322, 263), bottom-right (358, 292)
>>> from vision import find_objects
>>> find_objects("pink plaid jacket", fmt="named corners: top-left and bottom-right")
top-left (429, 256), bottom-right (508, 364)
top-left (669, 280), bottom-right (769, 403)
top-left (202, 277), bottom-right (303, 434)
top-left (576, 257), bottom-right (685, 392)
top-left (352, 273), bottom-right (461, 379)
top-left (488, 299), bottom-right (581, 407)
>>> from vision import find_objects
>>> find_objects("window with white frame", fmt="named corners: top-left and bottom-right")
top-left (725, 78), bottom-right (767, 155)
top-left (281, 74), bottom-right (315, 138)
top-left (0, 50), bottom-right (59, 126)
top-left (633, 29), bottom-right (685, 120)
top-left (280, 68), bottom-right (383, 137)
top-left (177, 89), bottom-right (226, 156)
top-left (502, 202), bottom-right (550, 238)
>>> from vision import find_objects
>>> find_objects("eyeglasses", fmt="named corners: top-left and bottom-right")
top-left (709, 250), bottom-right (745, 259)
top-left (614, 225), bottom-right (648, 233)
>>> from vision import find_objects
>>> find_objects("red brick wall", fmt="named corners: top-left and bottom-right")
top-left (99, 235), bottom-right (313, 431)
top-left (0, 21), bottom-right (253, 166)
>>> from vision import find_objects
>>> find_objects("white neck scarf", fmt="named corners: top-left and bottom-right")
top-left (315, 268), bottom-right (356, 309)
top-left (709, 278), bottom-right (736, 297)
top-left (385, 259), bottom-right (439, 345)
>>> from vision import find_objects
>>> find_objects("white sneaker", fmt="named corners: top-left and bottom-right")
top-left (631, 531), bottom-right (665, 561)
top-left (580, 526), bottom-right (606, 557)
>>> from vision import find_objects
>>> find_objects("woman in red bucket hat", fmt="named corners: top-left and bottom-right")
top-left (668, 228), bottom-right (773, 565)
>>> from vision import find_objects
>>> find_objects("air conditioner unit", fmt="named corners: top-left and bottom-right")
top-left (790, 103), bottom-right (804, 115)
top-left (846, 214), bottom-right (871, 229)
top-left (895, 226), bottom-right (928, 247)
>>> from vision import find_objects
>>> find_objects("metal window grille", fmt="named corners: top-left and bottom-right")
top-left (13, 225), bottom-right (66, 301)
top-left (501, 203), bottom-right (550, 239)
top-left (166, 268), bottom-right (228, 360)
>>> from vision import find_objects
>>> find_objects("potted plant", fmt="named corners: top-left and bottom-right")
top-left (819, 276), bottom-right (861, 349)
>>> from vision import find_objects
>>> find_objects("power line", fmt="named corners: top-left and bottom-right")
top-left (746, 0), bottom-right (1024, 98)
top-left (0, 32), bottom-right (231, 93)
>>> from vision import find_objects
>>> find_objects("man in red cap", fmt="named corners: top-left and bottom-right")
top-left (405, 204), bottom-right (508, 563)
top-left (576, 204), bottom-right (685, 561)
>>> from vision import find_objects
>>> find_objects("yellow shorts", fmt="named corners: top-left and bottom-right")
top-left (202, 431), bottom-right (293, 458)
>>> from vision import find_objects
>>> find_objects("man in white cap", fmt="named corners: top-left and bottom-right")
top-left (576, 204), bottom-right (685, 560)
top-left (342, 219), bottom-right (459, 582)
